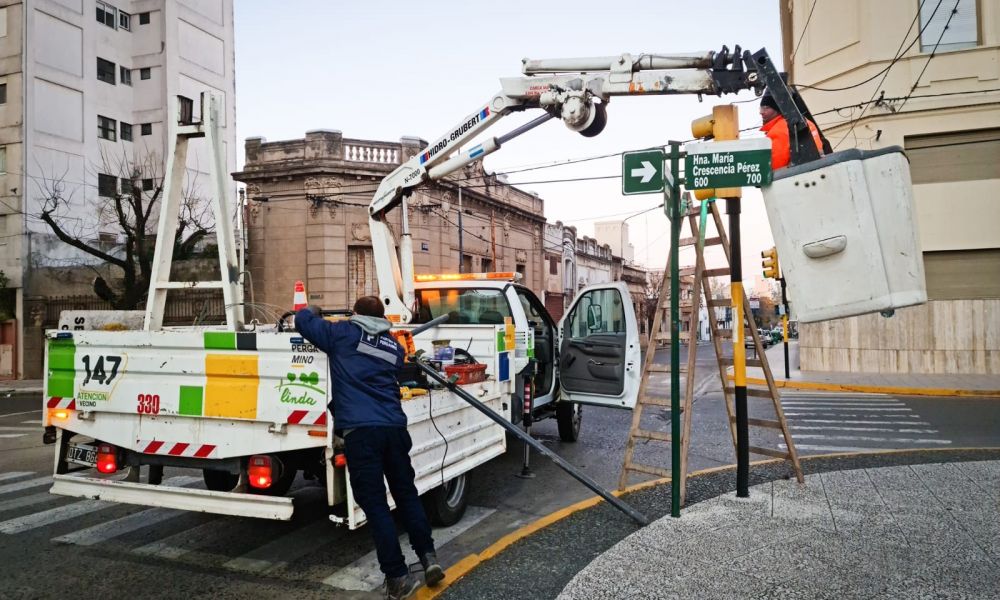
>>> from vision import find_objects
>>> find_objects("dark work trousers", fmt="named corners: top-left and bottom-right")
top-left (344, 426), bottom-right (435, 578)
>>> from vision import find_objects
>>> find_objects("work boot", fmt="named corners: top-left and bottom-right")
top-left (385, 573), bottom-right (419, 600)
top-left (420, 552), bottom-right (444, 587)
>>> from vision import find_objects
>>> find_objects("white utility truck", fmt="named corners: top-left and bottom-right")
top-left (43, 47), bottom-right (766, 526)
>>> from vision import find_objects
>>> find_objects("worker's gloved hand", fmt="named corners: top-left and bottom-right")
top-left (306, 305), bottom-right (322, 316)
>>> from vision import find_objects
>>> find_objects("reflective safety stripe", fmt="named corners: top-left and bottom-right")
top-left (355, 341), bottom-right (398, 365)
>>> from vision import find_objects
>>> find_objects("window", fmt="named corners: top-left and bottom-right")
top-left (140, 123), bottom-right (152, 136)
top-left (120, 66), bottom-right (131, 86)
top-left (414, 288), bottom-right (512, 325)
top-left (97, 57), bottom-right (116, 85)
top-left (461, 254), bottom-right (473, 274)
top-left (567, 288), bottom-right (625, 339)
top-left (142, 178), bottom-right (154, 191)
top-left (118, 10), bottom-right (130, 31)
top-left (920, 1), bottom-right (978, 52)
top-left (96, 1), bottom-right (116, 28)
top-left (139, 67), bottom-right (151, 80)
top-left (120, 122), bottom-right (132, 142)
top-left (98, 115), bottom-right (117, 141)
top-left (0, 146), bottom-right (6, 174)
top-left (139, 12), bottom-right (150, 25)
top-left (905, 129), bottom-right (1000, 184)
top-left (549, 256), bottom-right (558, 275)
top-left (98, 173), bottom-right (117, 197)
top-left (481, 257), bottom-right (493, 272)
top-left (516, 263), bottom-right (526, 280)
top-left (120, 178), bottom-right (134, 196)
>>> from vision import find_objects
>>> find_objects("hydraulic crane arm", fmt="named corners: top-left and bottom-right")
top-left (369, 47), bottom-right (790, 323)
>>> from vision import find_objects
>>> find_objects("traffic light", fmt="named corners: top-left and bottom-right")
top-left (689, 104), bottom-right (741, 200)
top-left (761, 246), bottom-right (779, 279)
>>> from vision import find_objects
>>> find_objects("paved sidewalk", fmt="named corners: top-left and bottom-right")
top-left (436, 450), bottom-right (1000, 600)
top-left (0, 379), bottom-right (43, 400)
top-left (735, 341), bottom-right (1000, 397)
top-left (559, 461), bottom-right (1000, 599)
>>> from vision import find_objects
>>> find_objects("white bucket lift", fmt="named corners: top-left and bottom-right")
top-left (762, 146), bottom-right (927, 323)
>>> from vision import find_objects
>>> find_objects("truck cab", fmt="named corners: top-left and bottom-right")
top-left (412, 273), bottom-right (641, 441)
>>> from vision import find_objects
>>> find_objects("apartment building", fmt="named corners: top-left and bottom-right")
top-left (781, 0), bottom-right (999, 374)
top-left (0, 0), bottom-right (236, 377)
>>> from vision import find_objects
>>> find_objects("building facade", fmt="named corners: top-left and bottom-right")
top-left (0, 0), bottom-right (236, 378)
top-left (233, 130), bottom-right (547, 313)
top-left (542, 220), bottom-right (576, 322)
top-left (781, 0), bottom-right (1000, 374)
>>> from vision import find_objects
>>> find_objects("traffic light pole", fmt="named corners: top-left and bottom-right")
top-left (667, 141), bottom-right (682, 519)
top-left (727, 198), bottom-right (750, 498)
top-left (781, 277), bottom-right (790, 380)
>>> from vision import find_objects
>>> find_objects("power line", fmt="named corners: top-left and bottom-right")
top-left (792, 0), bottom-right (818, 61)
top-left (793, 0), bottom-right (944, 94)
top-left (897, 0), bottom-right (962, 113)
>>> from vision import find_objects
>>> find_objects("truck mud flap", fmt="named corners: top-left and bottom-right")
top-left (50, 474), bottom-right (294, 520)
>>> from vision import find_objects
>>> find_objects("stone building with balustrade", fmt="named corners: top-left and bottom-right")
top-left (232, 130), bottom-right (547, 314)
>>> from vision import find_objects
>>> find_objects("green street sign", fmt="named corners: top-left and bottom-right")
top-left (684, 139), bottom-right (773, 190)
top-left (622, 149), bottom-right (665, 195)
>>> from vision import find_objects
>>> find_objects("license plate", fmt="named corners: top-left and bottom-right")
top-left (67, 442), bottom-right (97, 467)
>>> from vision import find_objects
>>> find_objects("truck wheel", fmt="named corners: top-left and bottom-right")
top-left (203, 469), bottom-right (238, 492)
top-left (557, 401), bottom-right (582, 442)
top-left (422, 473), bottom-right (468, 527)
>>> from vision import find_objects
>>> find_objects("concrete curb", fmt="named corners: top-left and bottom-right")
top-left (424, 447), bottom-right (1000, 599)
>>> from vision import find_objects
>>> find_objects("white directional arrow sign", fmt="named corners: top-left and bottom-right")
top-left (622, 150), bottom-right (665, 195)
top-left (630, 161), bottom-right (657, 183)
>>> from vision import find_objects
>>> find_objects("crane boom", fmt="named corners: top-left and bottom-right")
top-left (369, 46), bottom-right (785, 323)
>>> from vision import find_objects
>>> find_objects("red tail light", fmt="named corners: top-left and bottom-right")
top-left (334, 453), bottom-right (347, 468)
top-left (248, 455), bottom-right (273, 489)
top-left (96, 443), bottom-right (118, 474)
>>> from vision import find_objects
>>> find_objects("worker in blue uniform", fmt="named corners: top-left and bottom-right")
top-left (296, 296), bottom-right (443, 599)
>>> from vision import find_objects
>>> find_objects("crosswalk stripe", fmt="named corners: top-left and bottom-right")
top-left (0, 499), bottom-right (110, 534)
top-left (132, 517), bottom-right (235, 559)
top-left (323, 506), bottom-right (496, 591)
top-left (20, 420), bottom-right (43, 425)
top-left (0, 492), bottom-right (59, 513)
top-left (789, 425), bottom-right (940, 434)
top-left (787, 419), bottom-right (931, 425)
top-left (781, 404), bottom-right (908, 410)
top-left (0, 433), bottom-right (27, 438)
top-left (223, 521), bottom-right (335, 574)
top-left (0, 476), bottom-right (51, 495)
top-left (0, 426), bottom-right (38, 431)
top-left (784, 412), bottom-right (921, 418)
top-left (785, 433), bottom-right (952, 444)
top-left (781, 443), bottom-right (866, 452)
top-left (53, 507), bottom-right (182, 546)
top-left (0, 472), bottom-right (34, 483)
top-left (781, 400), bottom-right (904, 405)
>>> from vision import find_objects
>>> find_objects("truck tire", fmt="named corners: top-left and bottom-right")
top-left (203, 469), bottom-right (238, 492)
top-left (556, 401), bottom-right (582, 442)
top-left (422, 473), bottom-right (468, 527)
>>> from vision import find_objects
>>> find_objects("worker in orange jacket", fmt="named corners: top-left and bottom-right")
top-left (759, 91), bottom-right (826, 169)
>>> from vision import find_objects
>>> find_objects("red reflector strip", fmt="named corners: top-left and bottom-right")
top-left (143, 440), bottom-right (164, 454)
top-left (47, 397), bottom-right (76, 410)
top-left (168, 443), bottom-right (189, 456)
top-left (47, 397), bottom-right (61, 408)
top-left (193, 444), bottom-right (216, 458)
top-left (314, 412), bottom-right (328, 426)
top-left (287, 410), bottom-right (307, 424)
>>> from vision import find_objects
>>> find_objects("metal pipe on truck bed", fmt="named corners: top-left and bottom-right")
top-left (411, 357), bottom-right (650, 527)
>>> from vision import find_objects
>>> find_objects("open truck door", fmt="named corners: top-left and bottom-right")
top-left (557, 282), bottom-right (640, 409)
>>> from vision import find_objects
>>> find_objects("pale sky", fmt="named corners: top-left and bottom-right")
top-left (234, 1), bottom-right (784, 282)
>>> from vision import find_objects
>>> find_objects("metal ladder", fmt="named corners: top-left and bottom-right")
top-left (143, 93), bottom-right (243, 331)
top-left (619, 199), bottom-right (803, 502)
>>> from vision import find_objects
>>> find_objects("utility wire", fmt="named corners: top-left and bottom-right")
top-left (834, 0), bottom-right (937, 149)
top-left (793, 0), bottom-right (944, 94)
top-left (791, 0), bottom-right (818, 61)
top-left (897, 0), bottom-right (962, 113)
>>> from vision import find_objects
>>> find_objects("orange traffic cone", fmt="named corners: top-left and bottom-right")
top-left (292, 280), bottom-right (307, 311)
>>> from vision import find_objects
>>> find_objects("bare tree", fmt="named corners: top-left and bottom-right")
top-left (34, 146), bottom-right (214, 309)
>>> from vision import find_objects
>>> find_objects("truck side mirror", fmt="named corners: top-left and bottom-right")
top-left (587, 304), bottom-right (603, 331)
